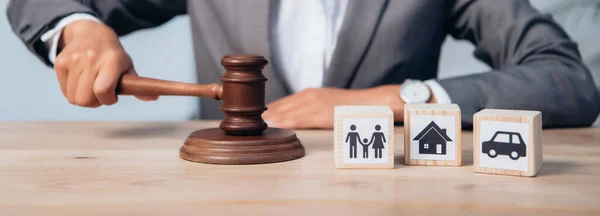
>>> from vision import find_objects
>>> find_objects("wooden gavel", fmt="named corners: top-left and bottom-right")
top-left (117, 54), bottom-right (268, 136)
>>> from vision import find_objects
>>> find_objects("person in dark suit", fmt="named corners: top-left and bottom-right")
top-left (6, 0), bottom-right (600, 129)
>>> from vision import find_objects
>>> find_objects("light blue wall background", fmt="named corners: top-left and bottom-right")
top-left (1, 0), bottom-right (598, 124)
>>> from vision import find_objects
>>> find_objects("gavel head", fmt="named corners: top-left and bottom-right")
top-left (218, 54), bottom-right (269, 136)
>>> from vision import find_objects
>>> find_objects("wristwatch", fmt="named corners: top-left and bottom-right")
top-left (400, 79), bottom-right (431, 104)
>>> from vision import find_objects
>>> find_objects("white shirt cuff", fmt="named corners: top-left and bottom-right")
top-left (40, 13), bottom-right (102, 64)
top-left (424, 79), bottom-right (452, 104)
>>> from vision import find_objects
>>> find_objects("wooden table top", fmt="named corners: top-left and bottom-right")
top-left (0, 122), bottom-right (599, 215)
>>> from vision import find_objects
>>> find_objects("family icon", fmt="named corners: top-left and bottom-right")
top-left (345, 124), bottom-right (387, 159)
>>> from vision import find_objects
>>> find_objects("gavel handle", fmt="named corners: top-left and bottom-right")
top-left (116, 74), bottom-right (223, 100)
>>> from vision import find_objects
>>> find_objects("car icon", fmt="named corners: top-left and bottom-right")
top-left (482, 131), bottom-right (526, 160)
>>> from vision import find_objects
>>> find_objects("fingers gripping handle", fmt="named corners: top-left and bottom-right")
top-left (116, 74), bottom-right (223, 100)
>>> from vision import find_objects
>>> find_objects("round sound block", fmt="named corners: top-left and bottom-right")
top-left (179, 127), bottom-right (305, 165)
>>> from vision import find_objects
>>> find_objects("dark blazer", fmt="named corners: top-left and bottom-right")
top-left (7, 0), bottom-right (600, 127)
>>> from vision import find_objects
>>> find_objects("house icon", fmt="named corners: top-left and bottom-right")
top-left (413, 121), bottom-right (452, 155)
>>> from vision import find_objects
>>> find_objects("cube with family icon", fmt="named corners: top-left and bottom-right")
top-left (473, 109), bottom-right (543, 177)
top-left (404, 104), bottom-right (462, 166)
top-left (334, 106), bottom-right (394, 169)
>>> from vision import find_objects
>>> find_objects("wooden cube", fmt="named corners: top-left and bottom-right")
top-left (334, 106), bottom-right (394, 169)
top-left (473, 109), bottom-right (542, 177)
top-left (404, 104), bottom-right (462, 166)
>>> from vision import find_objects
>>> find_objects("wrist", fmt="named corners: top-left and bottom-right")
top-left (363, 85), bottom-right (405, 115)
top-left (60, 20), bottom-right (112, 49)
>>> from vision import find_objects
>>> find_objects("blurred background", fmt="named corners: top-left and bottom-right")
top-left (1, 0), bottom-right (598, 125)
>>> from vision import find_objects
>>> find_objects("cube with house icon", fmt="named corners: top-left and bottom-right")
top-left (404, 104), bottom-right (462, 166)
top-left (334, 106), bottom-right (394, 169)
top-left (473, 109), bottom-right (542, 177)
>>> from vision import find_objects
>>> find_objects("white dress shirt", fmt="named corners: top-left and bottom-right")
top-left (41, 1), bottom-right (451, 104)
top-left (275, 0), bottom-right (348, 92)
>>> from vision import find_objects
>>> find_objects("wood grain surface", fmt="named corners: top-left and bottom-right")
top-left (0, 122), bottom-right (599, 215)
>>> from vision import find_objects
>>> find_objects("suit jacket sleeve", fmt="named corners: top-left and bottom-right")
top-left (439, 0), bottom-right (600, 128)
top-left (6, 0), bottom-right (187, 65)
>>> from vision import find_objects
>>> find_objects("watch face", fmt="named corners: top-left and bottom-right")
top-left (401, 81), bottom-right (431, 103)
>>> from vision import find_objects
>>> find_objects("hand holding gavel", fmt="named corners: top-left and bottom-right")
top-left (56, 20), bottom-right (228, 107)
top-left (53, 20), bottom-right (159, 107)
top-left (54, 20), bottom-right (163, 107)
top-left (54, 20), bottom-right (269, 136)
